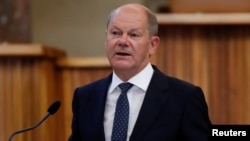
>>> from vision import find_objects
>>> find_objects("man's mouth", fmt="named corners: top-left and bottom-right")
top-left (116, 52), bottom-right (130, 56)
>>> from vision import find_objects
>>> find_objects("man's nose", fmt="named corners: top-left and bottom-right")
top-left (118, 34), bottom-right (130, 48)
top-left (118, 34), bottom-right (129, 45)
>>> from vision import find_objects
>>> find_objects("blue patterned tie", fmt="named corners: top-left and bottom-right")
top-left (111, 82), bottom-right (133, 141)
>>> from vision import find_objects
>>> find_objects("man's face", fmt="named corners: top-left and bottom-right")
top-left (105, 6), bottom-right (159, 75)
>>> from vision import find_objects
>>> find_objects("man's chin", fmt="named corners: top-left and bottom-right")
top-left (112, 63), bottom-right (133, 70)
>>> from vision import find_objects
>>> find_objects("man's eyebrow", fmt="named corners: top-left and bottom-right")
top-left (108, 25), bottom-right (120, 30)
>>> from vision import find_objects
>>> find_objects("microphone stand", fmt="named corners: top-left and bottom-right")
top-left (8, 112), bottom-right (50, 141)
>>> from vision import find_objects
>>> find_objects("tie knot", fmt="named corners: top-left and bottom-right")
top-left (118, 83), bottom-right (133, 93)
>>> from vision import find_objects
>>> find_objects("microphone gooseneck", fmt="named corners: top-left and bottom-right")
top-left (8, 101), bottom-right (61, 141)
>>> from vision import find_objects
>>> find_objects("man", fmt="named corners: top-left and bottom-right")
top-left (68, 3), bottom-right (211, 141)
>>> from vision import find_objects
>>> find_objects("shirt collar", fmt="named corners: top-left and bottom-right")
top-left (108, 63), bottom-right (154, 93)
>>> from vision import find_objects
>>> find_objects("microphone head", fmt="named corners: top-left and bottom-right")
top-left (47, 101), bottom-right (61, 115)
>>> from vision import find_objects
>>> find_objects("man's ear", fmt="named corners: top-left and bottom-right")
top-left (149, 36), bottom-right (160, 56)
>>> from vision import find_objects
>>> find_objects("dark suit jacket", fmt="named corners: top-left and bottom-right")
top-left (68, 66), bottom-right (211, 141)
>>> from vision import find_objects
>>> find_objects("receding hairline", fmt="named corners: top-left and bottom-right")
top-left (106, 3), bottom-right (158, 36)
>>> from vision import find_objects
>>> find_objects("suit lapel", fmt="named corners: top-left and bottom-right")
top-left (130, 68), bottom-right (170, 140)
top-left (84, 74), bottom-right (112, 141)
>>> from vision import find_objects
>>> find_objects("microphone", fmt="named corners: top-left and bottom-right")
top-left (8, 100), bottom-right (61, 141)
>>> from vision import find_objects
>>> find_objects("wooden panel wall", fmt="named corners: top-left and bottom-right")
top-left (0, 58), bottom-right (59, 141)
top-left (0, 44), bottom-right (65, 141)
top-left (153, 24), bottom-right (250, 124)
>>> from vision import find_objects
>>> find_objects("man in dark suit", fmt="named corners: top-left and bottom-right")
top-left (68, 3), bottom-right (211, 141)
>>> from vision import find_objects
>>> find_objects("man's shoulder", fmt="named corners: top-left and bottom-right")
top-left (153, 66), bottom-right (199, 89)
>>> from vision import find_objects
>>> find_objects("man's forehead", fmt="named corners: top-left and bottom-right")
top-left (109, 14), bottom-right (147, 31)
top-left (111, 7), bottom-right (147, 24)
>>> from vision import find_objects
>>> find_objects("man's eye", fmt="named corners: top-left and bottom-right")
top-left (112, 31), bottom-right (120, 35)
top-left (130, 33), bottom-right (139, 38)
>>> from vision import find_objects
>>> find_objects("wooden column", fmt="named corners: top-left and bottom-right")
top-left (0, 44), bottom-right (65, 141)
